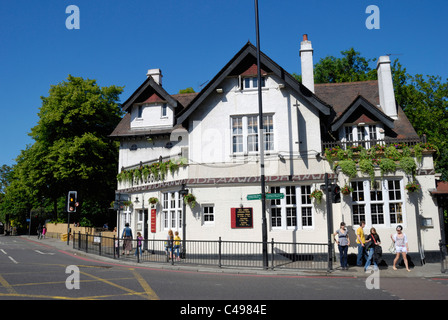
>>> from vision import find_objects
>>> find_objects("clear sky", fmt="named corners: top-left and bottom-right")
top-left (1, 0), bottom-right (447, 167)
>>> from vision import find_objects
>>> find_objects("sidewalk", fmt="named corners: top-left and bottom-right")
top-left (23, 235), bottom-right (448, 279)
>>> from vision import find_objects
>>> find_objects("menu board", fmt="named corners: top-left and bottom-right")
top-left (231, 208), bottom-right (253, 229)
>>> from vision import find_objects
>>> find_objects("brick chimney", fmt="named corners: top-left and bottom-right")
top-left (299, 34), bottom-right (314, 93)
top-left (377, 56), bottom-right (397, 119)
top-left (147, 68), bottom-right (163, 86)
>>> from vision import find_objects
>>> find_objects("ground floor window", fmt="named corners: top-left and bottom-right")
top-left (269, 185), bottom-right (313, 229)
top-left (162, 191), bottom-right (183, 231)
top-left (203, 204), bottom-right (215, 225)
top-left (351, 179), bottom-right (404, 227)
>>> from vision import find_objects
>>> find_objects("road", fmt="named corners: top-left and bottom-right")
top-left (0, 236), bottom-right (447, 304)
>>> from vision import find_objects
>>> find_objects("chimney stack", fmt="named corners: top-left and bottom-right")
top-left (147, 68), bottom-right (163, 86)
top-left (376, 56), bottom-right (397, 119)
top-left (300, 34), bottom-right (314, 93)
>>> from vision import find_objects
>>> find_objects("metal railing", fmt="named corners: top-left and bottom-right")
top-left (322, 137), bottom-right (425, 151)
top-left (72, 232), bottom-right (329, 271)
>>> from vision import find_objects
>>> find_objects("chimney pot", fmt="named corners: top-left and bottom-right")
top-left (147, 68), bottom-right (163, 86)
top-left (299, 34), bottom-right (314, 93)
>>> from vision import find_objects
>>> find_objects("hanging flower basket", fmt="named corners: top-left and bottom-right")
top-left (310, 190), bottom-right (323, 204)
top-left (341, 184), bottom-right (353, 196)
top-left (405, 181), bottom-right (421, 193)
top-left (149, 197), bottom-right (159, 205)
top-left (183, 193), bottom-right (197, 208)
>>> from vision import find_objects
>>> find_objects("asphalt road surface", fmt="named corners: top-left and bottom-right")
top-left (0, 236), bottom-right (447, 304)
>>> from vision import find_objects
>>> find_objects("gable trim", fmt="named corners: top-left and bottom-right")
top-left (122, 76), bottom-right (178, 112)
top-left (177, 42), bottom-right (331, 125)
top-left (331, 95), bottom-right (394, 132)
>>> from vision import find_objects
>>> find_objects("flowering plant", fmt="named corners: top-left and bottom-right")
top-left (310, 189), bottom-right (323, 204)
top-left (149, 197), bottom-right (159, 204)
top-left (341, 184), bottom-right (353, 195)
top-left (405, 181), bottom-right (421, 193)
top-left (183, 193), bottom-right (197, 208)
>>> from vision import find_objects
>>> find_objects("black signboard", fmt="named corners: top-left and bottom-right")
top-left (231, 207), bottom-right (253, 229)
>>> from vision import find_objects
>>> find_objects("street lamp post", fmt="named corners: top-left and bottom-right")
top-left (254, 0), bottom-right (268, 269)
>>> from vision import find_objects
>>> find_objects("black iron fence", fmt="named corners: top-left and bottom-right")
top-left (72, 232), bottom-right (329, 271)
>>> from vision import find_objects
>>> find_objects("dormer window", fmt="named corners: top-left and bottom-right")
top-left (137, 105), bottom-right (143, 118)
top-left (243, 77), bottom-right (266, 89)
top-left (342, 124), bottom-right (382, 149)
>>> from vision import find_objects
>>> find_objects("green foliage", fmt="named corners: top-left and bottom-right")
top-left (338, 160), bottom-right (357, 179)
top-left (400, 157), bottom-right (417, 177)
top-left (117, 158), bottom-right (187, 185)
top-left (378, 158), bottom-right (397, 176)
top-left (313, 48), bottom-right (377, 84)
top-left (178, 87), bottom-right (195, 94)
top-left (1, 75), bottom-right (123, 226)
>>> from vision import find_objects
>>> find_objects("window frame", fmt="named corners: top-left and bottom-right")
top-left (231, 114), bottom-right (274, 155)
top-left (269, 185), bottom-right (314, 230)
top-left (162, 191), bottom-right (183, 231)
top-left (202, 204), bottom-right (215, 226)
top-left (351, 178), bottom-right (405, 228)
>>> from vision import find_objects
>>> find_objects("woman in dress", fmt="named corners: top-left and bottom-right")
top-left (122, 223), bottom-right (133, 255)
top-left (391, 225), bottom-right (410, 272)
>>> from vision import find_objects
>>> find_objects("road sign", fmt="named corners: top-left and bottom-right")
top-left (247, 193), bottom-right (284, 200)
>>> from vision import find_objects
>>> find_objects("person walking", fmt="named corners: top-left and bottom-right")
top-left (122, 223), bottom-right (133, 256)
top-left (356, 221), bottom-right (367, 266)
top-left (364, 227), bottom-right (381, 272)
top-left (42, 225), bottom-right (47, 239)
top-left (334, 222), bottom-right (350, 270)
top-left (173, 231), bottom-right (181, 261)
top-left (37, 224), bottom-right (43, 240)
top-left (391, 225), bottom-right (410, 272)
top-left (165, 229), bottom-right (174, 261)
top-left (135, 232), bottom-right (144, 258)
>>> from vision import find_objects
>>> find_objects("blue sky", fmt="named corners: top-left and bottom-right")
top-left (1, 0), bottom-right (447, 167)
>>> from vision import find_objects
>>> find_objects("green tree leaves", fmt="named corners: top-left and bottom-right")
top-left (1, 75), bottom-right (123, 228)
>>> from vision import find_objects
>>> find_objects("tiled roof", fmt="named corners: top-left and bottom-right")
top-left (315, 80), bottom-right (419, 139)
top-left (315, 80), bottom-right (379, 117)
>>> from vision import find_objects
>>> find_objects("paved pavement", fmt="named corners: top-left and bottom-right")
top-left (22, 236), bottom-right (448, 278)
top-left (20, 235), bottom-right (448, 279)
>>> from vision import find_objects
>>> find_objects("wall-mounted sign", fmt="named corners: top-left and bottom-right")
top-left (151, 209), bottom-right (157, 233)
top-left (231, 208), bottom-right (253, 229)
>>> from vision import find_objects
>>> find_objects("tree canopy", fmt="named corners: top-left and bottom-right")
top-left (0, 75), bottom-right (123, 231)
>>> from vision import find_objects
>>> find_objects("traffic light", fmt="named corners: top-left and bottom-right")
top-left (67, 191), bottom-right (78, 212)
top-left (330, 184), bottom-right (341, 203)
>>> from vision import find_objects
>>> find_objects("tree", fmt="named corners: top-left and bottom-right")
top-left (293, 48), bottom-right (377, 84)
top-left (399, 74), bottom-right (448, 179)
top-left (1, 75), bottom-right (124, 230)
top-left (178, 87), bottom-right (195, 94)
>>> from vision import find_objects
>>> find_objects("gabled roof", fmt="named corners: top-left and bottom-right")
top-left (121, 76), bottom-right (178, 112)
top-left (331, 95), bottom-right (395, 132)
top-left (176, 42), bottom-right (331, 124)
top-left (315, 81), bottom-right (419, 139)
